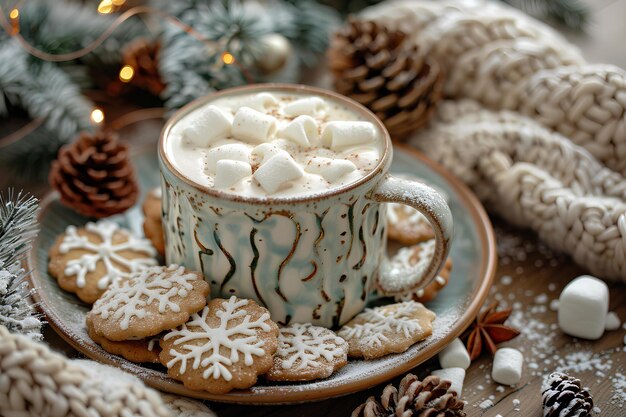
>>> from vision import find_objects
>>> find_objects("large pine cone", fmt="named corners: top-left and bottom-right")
top-left (542, 372), bottom-right (593, 417)
top-left (328, 18), bottom-right (444, 140)
top-left (49, 131), bottom-right (139, 218)
top-left (352, 374), bottom-right (465, 417)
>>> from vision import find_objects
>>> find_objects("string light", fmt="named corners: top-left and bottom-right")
top-left (9, 8), bottom-right (19, 34)
top-left (119, 65), bottom-right (135, 82)
top-left (91, 109), bottom-right (105, 124)
top-left (97, 0), bottom-right (114, 14)
top-left (222, 51), bottom-right (235, 65)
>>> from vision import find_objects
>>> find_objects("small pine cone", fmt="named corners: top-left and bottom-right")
top-left (328, 18), bottom-right (444, 140)
top-left (542, 372), bottom-right (593, 417)
top-left (122, 39), bottom-right (165, 96)
top-left (352, 374), bottom-right (465, 417)
top-left (49, 131), bottom-right (138, 218)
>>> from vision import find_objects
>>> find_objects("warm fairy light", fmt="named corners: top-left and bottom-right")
top-left (97, 0), bottom-right (114, 14)
top-left (91, 108), bottom-right (105, 124)
top-left (9, 9), bottom-right (19, 19)
top-left (222, 52), bottom-right (235, 65)
top-left (119, 65), bottom-right (135, 82)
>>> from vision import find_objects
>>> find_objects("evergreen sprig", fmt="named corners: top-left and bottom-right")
top-left (501, 0), bottom-right (590, 31)
top-left (0, 189), bottom-right (42, 341)
top-left (0, 190), bottom-right (39, 265)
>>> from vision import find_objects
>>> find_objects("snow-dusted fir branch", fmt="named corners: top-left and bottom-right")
top-left (0, 190), bottom-right (42, 340)
top-left (0, 190), bottom-right (39, 265)
top-left (0, 261), bottom-right (43, 340)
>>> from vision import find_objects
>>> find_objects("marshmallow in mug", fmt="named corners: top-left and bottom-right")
top-left (167, 92), bottom-right (384, 197)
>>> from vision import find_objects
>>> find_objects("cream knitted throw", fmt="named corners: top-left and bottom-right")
top-left (361, 0), bottom-right (626, 282)
top-left (362, 0), bottom-right (626, 176)
top-left (0, 326), bottom-right (216, 417)
top-left (411, 100), bottom-right (626, 283)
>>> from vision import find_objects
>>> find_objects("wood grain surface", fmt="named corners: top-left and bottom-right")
top-left (3, 110), bottom-right (625, 417)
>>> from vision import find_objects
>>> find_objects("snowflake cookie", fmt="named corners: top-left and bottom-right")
top-left (86, 314), bottom-right (161, 363)
top-left (390, 242), bottom-right (453, 303)
top-left (87, 264), bottom-right (210, 341)
top-left (387, 203), bottom-right (435, 245)
top-left (159, 296), bottom-right (279, 394)
top-left (337, 301), bottom-right (436, 360)
top-left (266, 323), bottom-right (348, 382)
top-left (48, 220), bottom-right (158, 304)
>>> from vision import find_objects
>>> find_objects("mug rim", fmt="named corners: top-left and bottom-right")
top-left (159, 83), bottom-right (392, 205)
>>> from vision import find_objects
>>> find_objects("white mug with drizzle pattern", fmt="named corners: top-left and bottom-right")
top-left (158, 84), bottom-right (453, 328)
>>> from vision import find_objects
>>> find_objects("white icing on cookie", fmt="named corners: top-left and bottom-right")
top-left (337, 301), bottom-right (427, 350)
top-left (59, 221), bottom-right (157, 290)
top-left (276, 323), bottom-right (347, 371)
top-left (163, 296), bottom-right (273, 382)
top-left (387, 202), bottom-right (428, 226)
top-left (91, 265), bottom-right (199, 330)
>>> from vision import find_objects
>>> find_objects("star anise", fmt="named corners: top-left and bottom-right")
top-left (462, 301), bottom-right (520, 361)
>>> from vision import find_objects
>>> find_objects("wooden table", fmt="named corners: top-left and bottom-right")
top-left (5, 116), bottom-right (625, 417)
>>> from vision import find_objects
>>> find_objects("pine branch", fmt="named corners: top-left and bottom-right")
top-left (501, 0), bottom-right (590, 31)
top-left (0, 261), bottom-right (43, 340)
top-left (0, 190), bottom-right (39, 266)
top-left (0, 190), bottom-right (42, 340)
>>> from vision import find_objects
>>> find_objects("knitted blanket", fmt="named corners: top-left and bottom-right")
top-left (362, 0), bottom-right (626, 282)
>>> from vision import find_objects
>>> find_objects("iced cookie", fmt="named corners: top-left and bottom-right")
top-left (391, 242), bottom-right (453, 303)
top-left (266, 323), bottom-right (348, 382)
top-left (337, 301), bottom-right (436, 360)
top-left (86, 315), bottom-right (161, 363)
top-left (48, 220), bottom-right (158, 304)
top-left (88, 265), bottom-right (209, 341)
top-left (160, 296), bottom-right (279, 394)
top-left (142, 188), bottom-right (165, 257)
top-left (387, 203), bottom-right (435, 245)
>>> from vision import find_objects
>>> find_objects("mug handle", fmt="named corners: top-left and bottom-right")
top-left (368, 174), bottom-right (453, 296)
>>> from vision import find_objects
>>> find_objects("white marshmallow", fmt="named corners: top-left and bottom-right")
top-left (322, 121), bottom-right (377, 150)
top-left (240, 92), bottom-right (279, 112)
top-left (492, 348), bottom-right (523, 385)
top-left (205, 143), bottom-right (251, 173)
top-left (283, 97), bottom-right (327, 117)
top-left (432, 368), bottom-right (465, 396)
top-left (253, 153), bottom-right (304, 194)
top-left (232, 106), bottom-right (278, 143)
top-left (438, 338), bottom-right (471, 370)
top-left (558, 275), bottom-right (609, 340)
top-left (251, 143), bottom-right (289, 166)
top-left (182, 105), bottom-right (232, 147)
top-left (279, 115), bottom-right (319, 147)
top-left (214, 160), bottom-right (252, 189)
top-left (304, 157), bottom-right (357, 183)
top-left (605, 311), bottom-right (621, 331)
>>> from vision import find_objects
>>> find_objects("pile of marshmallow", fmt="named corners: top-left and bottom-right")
top-left (432, 274), bottom-right (620, 396)
top-left (182, 93), bottom-right (379, 195)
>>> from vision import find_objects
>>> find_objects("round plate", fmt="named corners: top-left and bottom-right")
top-left (28, 143), bottom-right (496, 405)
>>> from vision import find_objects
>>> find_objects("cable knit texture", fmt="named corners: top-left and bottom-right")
top-left (360, 0), bottom-right (626, 282)
top-left (411, 100), bottom-right (626, 283)
top-left (362, 0), bottom-right (626, 176)
top-left (0, 326), bottom-right (216, 417)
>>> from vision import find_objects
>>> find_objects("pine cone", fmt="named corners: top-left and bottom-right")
top-left (352, 374), bottom-right (465, 417)
top-left (328, 18), bottom-right (444, 140)
top-left (122, 39), bottom-right (165, 96)
top-left (49, 131), bottom-right (139, 218)
top-left (542, 372), bottom-right (593, 417)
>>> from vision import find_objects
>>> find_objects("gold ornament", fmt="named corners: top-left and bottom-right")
top-left (256, 33), bottom-right (292, 74)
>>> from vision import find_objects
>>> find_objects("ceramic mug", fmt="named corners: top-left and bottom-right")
top-left (158, 84), bottom-right (453, 328)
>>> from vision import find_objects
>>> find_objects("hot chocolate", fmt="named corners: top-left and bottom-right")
top-left (165, 91), bottom-right (384, 197)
